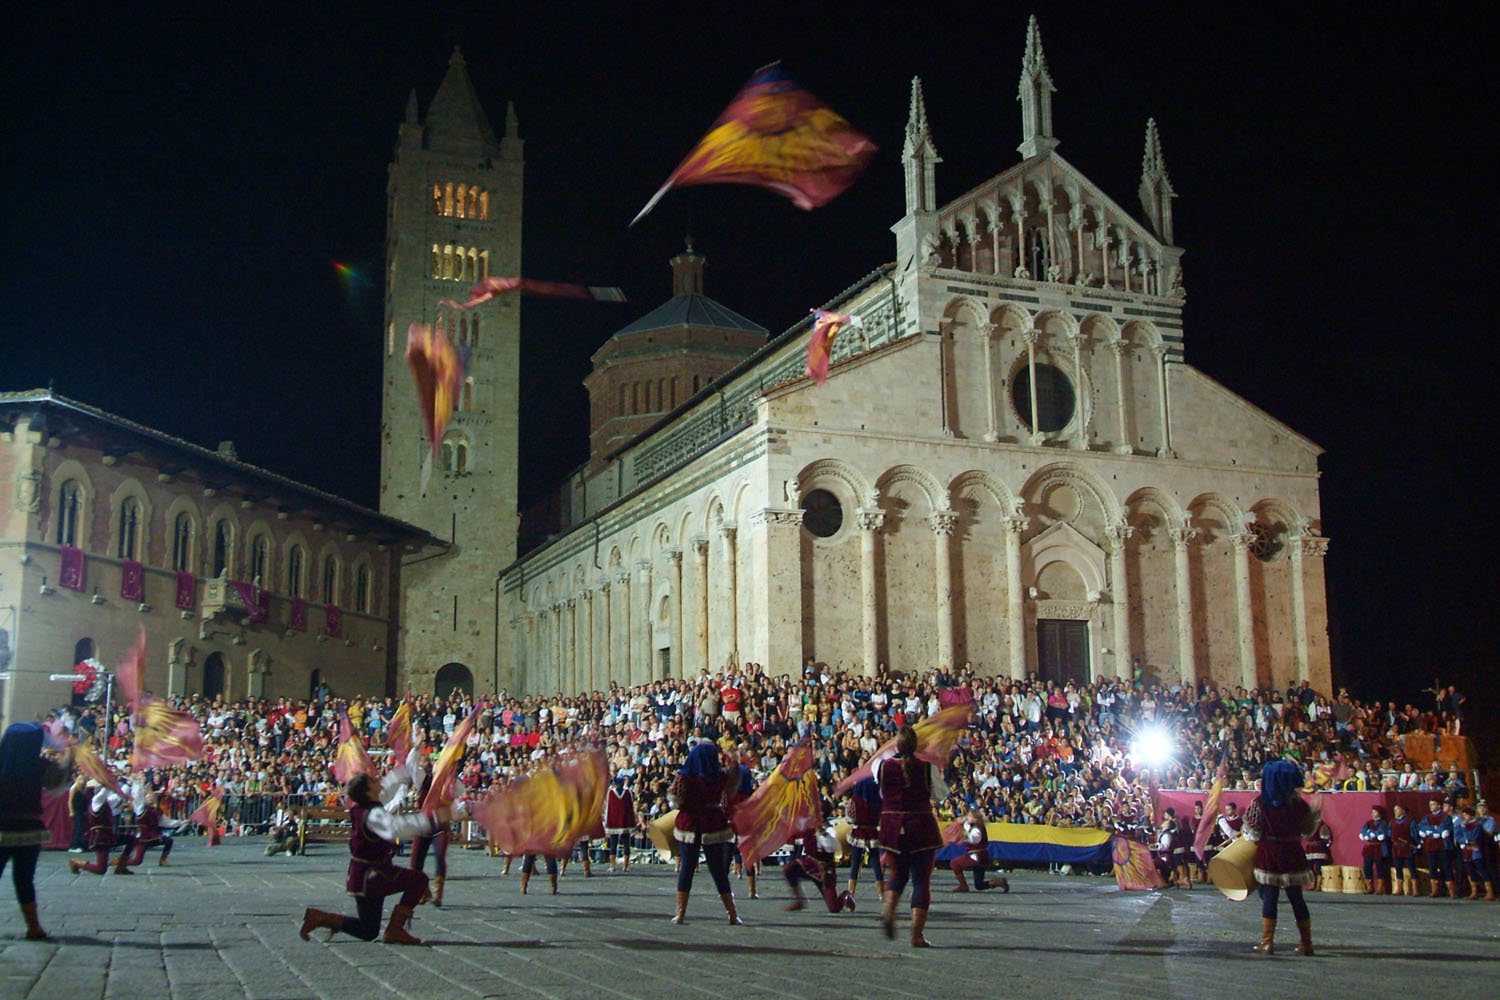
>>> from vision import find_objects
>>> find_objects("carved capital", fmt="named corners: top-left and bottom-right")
top-left (689, 536), bottom-right (710, 557)
top-left (616, 570), bottom-right (632, 586)
top-left (665, 548), bottom-right (682, 566)
top-left (1020, 330), bottom-right (1041, 349)
top-left (1108, 338), bottom-right (1131, 357)
top-left (855, 509), bottom-right (885, 533)
top-left (1297, 534), bottom-right (1330, 559)
top-left (749, 507), bottom-right (804, 528)
top-left (634, 559), bottom-right (652, 575)
top-left (1150, 344), bottom-right (1169, 362)
top-left (1230, 532), bottom-right (1256, 553)
top-left (578, 588), bottom-right (592, 602)
top-left (1104, 520), bottom-right (1135, 548)
top-left (597, 581), bottom-right (610, 595)
top-left (1169, 525), bottom-right (1198, 549)
top-left (978, 321), bottom-right (998, 338)
top-left (929, 510), bottom-right (959, 536)
top-left (1000, 515), bottom-right (1029, 535)
top-left (716, 525), bottom-right (737, 542)
top-left (565, 598), bottom-right (576, 610)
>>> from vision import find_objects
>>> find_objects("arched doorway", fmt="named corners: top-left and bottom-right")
top-left (435, 662), bottom-right (473, 700)
top-left (203, 652), bottom-right (225, 701)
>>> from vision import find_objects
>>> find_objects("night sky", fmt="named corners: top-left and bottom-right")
top-left (3, 4), bottom-right (1489, 708)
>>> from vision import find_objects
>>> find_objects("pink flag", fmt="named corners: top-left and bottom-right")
top-left (1193, 745), bottom-right (1230, 858)
top-left (419, 707), bottom-right (479, 815)
top-left (440, 276), bottom-right (625, 311)
top-left (331, 712), bottom-right (375, 784)
top-left (804, 310), bottom-right (857, 387)
top-left (114, 626), bottom-right (148, 713)
top-left (131, 697), bottom-right (205, 769)
top-left (1112, 836), bottom-right (1166, 891)
top-left (74, 741), bottom-right (127, 798)
top-left (834, 702), bottom-right (974, 796)
top-left (731, 742), bottom-right (822, 870)
top-left (405, 319), bottom-right (465, 457)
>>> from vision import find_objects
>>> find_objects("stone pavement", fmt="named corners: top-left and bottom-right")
top-left (1, 841), bottom-right (1496, 1000)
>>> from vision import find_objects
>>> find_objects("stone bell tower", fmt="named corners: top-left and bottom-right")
top-left (379, 48), bottom-right (523, 696)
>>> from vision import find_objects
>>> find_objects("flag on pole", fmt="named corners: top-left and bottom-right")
top-left (188, 786), bottom-right (225, 845)
top-left (385, 698), bottom-right (414, 765)
top-left (731, 741), bottom-right (822, 870)
top-left (114, 626), bottom-right (147, 713)
top-left (331, 711), bottom-right (375, 784)
top-left (74, 741), bottom-right (127, 798)
top-left (1112, 835), bottom-right (1166, 891)
top-left (804, 309), bottom-right (861, 386)
top-left (130, 697), bottom-right (205, 769)
top-left (418, 707), bottom-right (479, 815)
top-left (439, 277), bottom-right (626, 311)
top-left (405, 319), bottom-right (466, 459)
top-left (1193, 744), bottom-right (1230, 858)
top-left (833, 702), bottom-right (974, 797)
top-left (631, 62), bottom-right (876, 226)
top-left (471, 749), bottom-right (610, 857)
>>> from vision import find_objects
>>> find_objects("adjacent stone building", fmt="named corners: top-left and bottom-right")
top-left (0, 391), bottom-right (439, 728)
top-left (500, 18), bottom-right (1332, 695)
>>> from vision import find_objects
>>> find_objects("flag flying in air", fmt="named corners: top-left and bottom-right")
top-left (385, 698), bottom-right (414, 765)
top-left (731, 741), bottom-right (822, 870)
top-left (439, 276), bottom-right (626, 311)
top-left (1193, 744), bottom-right (1230, 858)
top-left (418, 707), bottom-right (479, 815)
top-left (804, 309), bottom-right (861, 386)
top-left (331, 711), bottom-right (375, 785)
top-left (833, 702), bottom-right (975, 797)
top-left (1111, 835), bottom-right (1166, 891)
top-left (631, 62), bottom-right (876, 225)
top-left (130, 696), bottom-right (205, 770)
top-left (114, 626), bottom-right (148, 713)
top-left (472, 749), bottom-right (610, 857)
top-left (74, 741), bottom-right (127, 798)
top-left (405, 319), bottom-right (466, 458)
top-left (188, 786), bottom-right (225, 844)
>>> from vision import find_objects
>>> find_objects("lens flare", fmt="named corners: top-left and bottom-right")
top-left (1130, 726), bottom-right (1174, 768)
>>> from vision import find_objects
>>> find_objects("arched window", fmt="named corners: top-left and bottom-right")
top-left (322, 555), bottom-right (339, 605)
top-left (354, 564), bottom-right (371, 614)
top-left (248, 534), bottom-right (269, 584)
top-left (442, 245), bottom-right (453, 279)
top-left (56, 479), bottom-right (82, 546)
top-left (432, 184), bottom-right (442, 215)
top-left (430, 244), bottom-right (440, 279)
top-left (117, 497), bottom-right (141, 560)
top-left (463, 377), bottom-right (474, 411)
top-left (441, 441), bottom-right (454, 472)
top-left (287, 545), bottom-right (305, 598)
top-left (171, 511), bottom-right (193, 572)
top-left (480, 249), bottom-right (489, 280)
top-left (693, 374), bottom-right (701, 395)
top-left (1028, 226), bottom-right (1050, 280)
top-left (212, 519), bottom-right (232, 577)
top-left (455, 184), bottom-right (467, 219)
top-left (670, 376), bottom-right (679, 408)
top-left (455, 441), bottom-right (468, 474)
top-left (443, 182), bottom-right (454, 217)
top-left (618, 384), bottom-right (627, 414)
top-left (455, 246), bottom-right (466, 281)
top-left (466, 186), bottom-right (478, 219)
top-left (479, 190), bottom-right (490, 220)
top-left (631, 382), bottom-right (640, 414)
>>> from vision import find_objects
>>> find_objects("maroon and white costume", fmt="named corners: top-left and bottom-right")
top-left (1242, 794), bottom-right (1320, 887)
top-left (783, 825), bottom-right (854, 912)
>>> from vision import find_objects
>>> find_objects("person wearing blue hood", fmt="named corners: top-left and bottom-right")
top-left (0, 723), bottom-right (75, 940)
top-left (1241, 759), bottom-right (1320, 955)
top-left (669, 741), bottom-right (744, 926)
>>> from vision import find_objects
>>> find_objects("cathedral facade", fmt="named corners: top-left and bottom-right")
top-left (497, 19), bottom-right (1332, 695)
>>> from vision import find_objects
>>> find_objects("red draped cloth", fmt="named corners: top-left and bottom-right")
top-left (41, 791), bottom-right (72, 849)
top-left (59, 545), bottom-right (86, 591)
top-left (121, 559), bottom-right (144, 601)
top-left (175, 571), bottom-right (196, 610)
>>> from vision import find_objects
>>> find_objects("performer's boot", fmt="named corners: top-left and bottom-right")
top-left (880, 890), bottom-right (897, 940)
top-left (299, 908), bottom-right (343, 941)
top-left (1465, 879), bottom-right (1479, 900)
top-left (840, 890), bottom-right (856, 913)
top-left (672, 890), bottom-right (689, 924)
top-left (1296, 919), bottom-right (1314, 956)
top-left (158, 853), bottom-right (170, 867)
top-left (112, 854), bottom-right (134, 875)
top-left (785, 884), bottom-right (806, 911)
top-left (748, 872), bottom-right (759, 899)
top-left (720, 892), bottom-right (743, 925)
top-left (381, 904), bottom-right (421, 945)
top-left (266, 842), bottom-right (282, 857)
top-left (876, 878), bottom-right (886, 898)
top-left (1447, 880), bottom-right (1462, 901)
top-left (560, 857), bottom-right (569, 876)
top-left (1374, 878), bottom-right (1388, 895)
top-left (1428, 876), bottom-right (1441, 897)
top-left (432, 876), bottom-right (445, 908)
top-left (549, 873), bottom-right (559, 895)
top-left (67, 859), bottom-right (84, 875)
top-left (520, 872), bottom-right (530, 895)
top-left (1391, 876), bottom-right (1403, 896)
top-left (1485, 881), bottom-right (1497, 901)
top-left (995, 875), bottom-right (1011, 893)
top-left (951, 869), bottom-right (970, 893)
top-left (19, 903), bottom-right (47, 941)
top-left (1253, 918), bottom-right (1275, 954)
top-left (583, 855), bottom-right (593, 878)
top-left (1406, 875), bottom-right (1417, 897)
top-left (909, 907), bottom-right (930, 948)
top-left (502, 856), bottom-right (513, 876)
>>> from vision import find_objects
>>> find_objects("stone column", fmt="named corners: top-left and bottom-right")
top-left (857, 508), bottom-right (885, 676)
top-left (1110, 339), bottom-right (1131, 454)
top-left (719, 525), bottom-right (738, 664)
top-left (1022, 330), bottom-right (1042, 443)
top-left (1231, 532), bottom-right (1258, 692)
top-left (930, 509), bottom-right (958, 670)
top-left (667, 548), bottom-right (684, 679)
top-left (1170, 525), bottom-right (1197, 687)
top-left (1120, 241), bottom-right (1133, 294)
top-left (1100, 229), bottom-right (1113, 289)
top-left (991, 210), bottom-right (1002, 275)
top-left (636, 560), bottom-right (653, 684)
top-left (565, 598), bottom-right (577, 694)
top-left (691, 537), bottom-right (710, 674)
top-left (1069, 330), bottom-right (1088, 450)
top-left (979, 322), bottom-right (1000, 441)
top-left (597, 581), bottom-right (611, 689)
top-left (1002, 514), bottom-right (1028, 680)
top-left (1295, 534), bottom-right (1331, 691)
top-left (550, 603), bottom-right (563, 696)
top-left (750, 509), bottom-right (802, 675)
top-left (578, 589), bottom-right (593, 694)
top-left (1105, 520), bottom-right (1134, 680)
top-left (1289, 532), bottom-right (1329, 687)
top-left (616, 570), bottom-right (632, 687)
top-left (1153, 345), bottom-right (1173, 457)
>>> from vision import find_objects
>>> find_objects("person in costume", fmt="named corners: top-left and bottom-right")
top-left (299, 772), bottom-right (447, 945)
top-left (69, 780), bottom-right (137, 876)
top-left (1241, 760), bottom-right (1318, 955)
top-left (67, 772), bottom-right (88, 852)
top-left (1415, 797), bottom-right (1459, 898)
top-left (1216, 800), bottom-right (1244, 844)
top-left (604, 775), bottom-right (636, 872)
top-left (1153, 811), bottom-right (1179, 885)
top-left (669, 742), bottom-right (743, 926)
top-left (1457, 805), bottom-right (1495, 900)
top-left (877, 725), bottom-right (947, 948)
top-left (845, 776), bottom-right (884, 900)
top-left (1358, 805), bottom-right (1391, 895)
top-left (950, 808), bottom-right (1007, 892)
top-left (519, 853), bottom-right (559, 894)
top-left (124, 782), bottom-right (181, 868)
top-left (0, 723), bottom-right (74, 939)
top-left (405, 745), bottom-right (452, 907)
top-left (1388, 802), bottom-right (1417, 896)
top-left (1301, 814), bottom-right (1332, 890)
top-left (783, 820), bottom-right (854, 913)
top-left (265, 802), bottom-right (299, 857)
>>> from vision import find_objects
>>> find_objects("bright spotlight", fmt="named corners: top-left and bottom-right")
top-left (1131, 726), bottom-right (1174, 768)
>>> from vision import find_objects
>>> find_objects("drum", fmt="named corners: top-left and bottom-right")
top-left (1341, 865), bottom-right (1367, 894)
top-left (1321, 865), bottom-right (1344, 892)
top-left (1208, 837), bottom-right (1258, 901)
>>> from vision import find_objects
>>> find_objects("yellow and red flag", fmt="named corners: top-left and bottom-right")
top-left (804, 310), bottom-right (860, 387)
top-left (833, 702), bottom-right (975, 797)
top-left (731, 741), bottom-right (822, 869)
top-left (130, 696), bottom-right (204, 770)
top-left (632, 63), bottom-right (876, 225)
top-left (418, 707), bottom-right (479, 815)
top-left (74, 741), bottom-right (127, 798)
top-left (405, 319), bottom-right (465, 458)
top-left (188, 786), bottom-right (225, 845)
top-left (1112, 835), bottom-right (1166, 891)
top-left (1193, 745), bottom-right (1230, 857)
top-left (472, 749), bottom-right (609, 857)
top-left (385, 698), bottom-right (414, 765)
top-left (331, 712), bottom-right (375, 785)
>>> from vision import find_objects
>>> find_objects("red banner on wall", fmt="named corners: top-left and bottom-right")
top-left (121, 559), bottom-right (144, 602)
top-left (174, 571), bottom-right (196, 611)
top-left (59, 545), bottom-right (86, 591)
